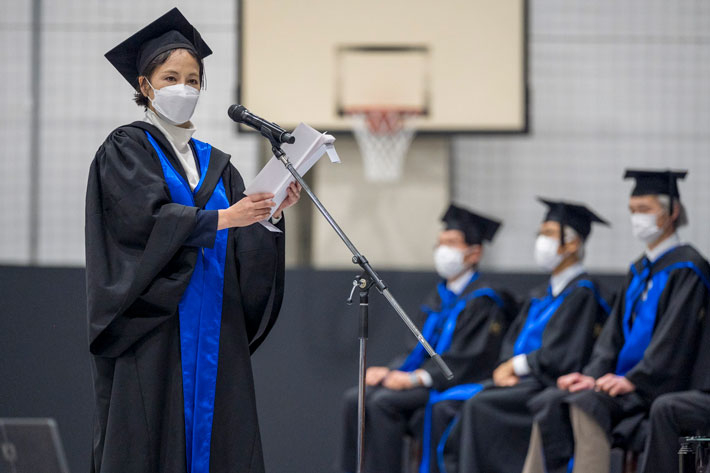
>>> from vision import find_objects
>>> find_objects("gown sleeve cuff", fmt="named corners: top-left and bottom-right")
top-left (417, 369), bottom-right (434, 388)
top-left (512, 354), bottom-right (531, 377)
top-left (184, 209), bottom-right (218, 248)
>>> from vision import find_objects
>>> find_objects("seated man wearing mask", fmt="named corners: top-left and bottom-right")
top-left (338, 204), bottom-right (517, 473)
top-left (432, 198), bottom-right (611, 473)
top-left (522, 169), bottom-right (710, 473)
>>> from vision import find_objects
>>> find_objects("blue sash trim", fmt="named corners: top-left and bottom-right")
top-left (436, 414), bottom-right (459, 473)
top-left (418, 278), bottom-right (609, 473)
top-left (576, 280), bottom-right (612, 316)
top-left (616, 259), bottom-right (710, 376)
top-left (144, 131), bottom-right (229, 473)
top-left (418, 384), bottom-right (484, 473)
top-left (400, 274), bottom-right (505, 372)
top-left (513, 279), bottom-right (609, 356)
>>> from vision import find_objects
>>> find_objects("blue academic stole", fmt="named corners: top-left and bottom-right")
top-left (399, 273), bottom-right (504, 373)
top-left (513, 279), bottom-right (609, 356)
top-left (419, 383), bottom-right (484, 473)
top-left (411, 275), bottom-right (507, 473)
top-left (615, 248), bottom-right (710, 376)
top-left (145, 131), bottom-right (229, 473)
top-left (421, 278), bottom-right (610, 473)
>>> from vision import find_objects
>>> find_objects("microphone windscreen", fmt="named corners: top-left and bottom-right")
top-left (227, 104), bottom-right (247, 122)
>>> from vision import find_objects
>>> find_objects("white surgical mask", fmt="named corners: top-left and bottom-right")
top-left (146, 79), bottom-right (200, 125)
top-left (630, 212), bottom-right (663, 244)
top-left (434, 245), bottom-right (468, 280)
top-left (534, 235), bottom-right (564, 272)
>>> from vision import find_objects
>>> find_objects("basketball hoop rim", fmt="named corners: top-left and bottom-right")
top-left (345, 106), bottom-right (421, 182)
top-left (342, 105), bottom-right (425, 116)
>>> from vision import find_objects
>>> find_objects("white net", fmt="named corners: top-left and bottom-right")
top-left (349, 109), bottom-right (419, 182)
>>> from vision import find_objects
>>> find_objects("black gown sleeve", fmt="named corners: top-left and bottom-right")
top-left (624, 268), bottom-right (709, 400)
top-left (420, 295), bottom-right (510, 390)
top-left (85, 127), bottom-right (204, 358)
top-left (184, 209), bottom-right (218, 248)
top-left (526, 287), bottom-right (607, 386)
top-left (227, 165), bottom-right (286, 354)
top-left (689, 299), bottom-right (710, 392)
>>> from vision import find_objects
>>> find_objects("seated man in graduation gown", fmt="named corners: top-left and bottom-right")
top-left (522, 169), bottom-right (710, 473)
top-left (338, 204), bottom-right (517, 473)
top-left (637, 298), bottom-right (710, 473)
top-left (433, 198), bottom-right (612, 473)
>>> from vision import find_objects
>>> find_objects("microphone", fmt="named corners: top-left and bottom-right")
top-left (228, 105), bottom-right (295, 144)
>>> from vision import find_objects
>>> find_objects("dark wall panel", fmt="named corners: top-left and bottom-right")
top-left (0, 267), bottom-right (93, 473)
top-left (0, 266), bottom-right (623, 473)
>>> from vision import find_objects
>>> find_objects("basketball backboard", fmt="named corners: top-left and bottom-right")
top-left (237, 0), bottom-right (528, 133)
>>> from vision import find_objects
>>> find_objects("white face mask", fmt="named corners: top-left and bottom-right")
top-left (146, 79), bottom-right (200, 125)
top-left (434, 245), bottom-right (469, 280)
top-left (630, 212), bottom-right (663, 244)
top-left (534, 235), bottom-right (564, 272)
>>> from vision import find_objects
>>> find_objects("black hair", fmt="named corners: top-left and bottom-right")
top-left (133, 48), bottom-right (205, 108)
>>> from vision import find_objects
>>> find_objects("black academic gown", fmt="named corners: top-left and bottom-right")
top-left (637, 294), bottom-right (710, 473)
top-left (439, 273), bottom-right (610, 473)
top-left (338, 275), bottom-right (517, 473)
top-left (529, 245), bottom-right (710, 473)
top-left (86, 122), bottom-right (285, 473)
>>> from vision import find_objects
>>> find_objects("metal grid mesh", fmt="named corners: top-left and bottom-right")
top-left (452, 0), bottom-right (710, 272)
top-left (0, 3), bottom-right (32, 263)
top-left (0, 0), bottom-right (260, 266)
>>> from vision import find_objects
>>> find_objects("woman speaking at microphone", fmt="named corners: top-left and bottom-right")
top-left (85, 8), bottom-right (300, 473)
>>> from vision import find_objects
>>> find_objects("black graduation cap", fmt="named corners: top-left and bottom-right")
top-left (537, 197), bottom-right (609, 243)
top-left (624, 169), bottom-right (687, 200)
top-left (105, 8), bottom-right (212, 90)
top-left (441, 204), bottom-right (502, 245)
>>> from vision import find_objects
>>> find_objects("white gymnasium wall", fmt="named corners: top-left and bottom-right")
top-left (2, 1), bottom-right (710, 270)
top-left (0, 2), bottom-right (32, 264)
top-left (452, 0), bottom-right (710, 273)
top-left (0, 0), bottom-right (259, 266)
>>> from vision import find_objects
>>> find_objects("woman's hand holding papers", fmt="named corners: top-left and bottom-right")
top-left (272, 182), bottom-right (302, 220)
top-left (218, 193), bottom-right (276, 229)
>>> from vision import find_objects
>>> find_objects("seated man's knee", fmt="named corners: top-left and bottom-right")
top-left (368, 387), bottom-right (402, 412)
top-left (460, 393), bottom-right (486, 418)
top-left (650, 392), bottom-right (678, 419)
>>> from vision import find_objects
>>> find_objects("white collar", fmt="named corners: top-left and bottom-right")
top-left (447, 269), bottom-right (476, 295)
top-left (645, 232), bottom-right (680, 263)
top-left (144, 108), bottom-right (196, 150)
top-left (550, 262), bottom-right (585, 297)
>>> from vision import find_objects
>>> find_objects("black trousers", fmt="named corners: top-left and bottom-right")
top-left (527, 387), bottom-right (649, 473)
top-left (440, 379), bottom-right (543, 473)
top-left (339, 385), bottom-right (430, 473)
top-left (638, 390), bottom-right (710, 473)
top-left (426, 399), bottom-right (462, 473)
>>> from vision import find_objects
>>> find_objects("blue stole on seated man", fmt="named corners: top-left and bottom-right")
top-left (615, 247), bottom-right (710, 376)
top-left (421, 278), bottom-right (610, 473)
top-left (405, 272), bottom-right (506, 473)
top-left (145, 131), bottom-right (229, 473)
top-left (399, 272), bottom-right (503, 373)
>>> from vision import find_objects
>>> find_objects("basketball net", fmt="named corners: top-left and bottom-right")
top-left (347, 108), bottom-right (420, 182)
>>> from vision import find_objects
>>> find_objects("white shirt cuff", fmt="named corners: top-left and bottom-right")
top-left (270, 214), bottom-right (282, 224)
top-left (512, 354), bottom-right (531, 377)
top-left (418, 370), bottom-right (433, 388)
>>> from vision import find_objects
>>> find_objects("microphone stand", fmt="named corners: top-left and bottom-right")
top-left (260, 126), bottom-right (453, 473)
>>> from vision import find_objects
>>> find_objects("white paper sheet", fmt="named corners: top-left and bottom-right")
top-left (244, 122), bottom-right (340, 232)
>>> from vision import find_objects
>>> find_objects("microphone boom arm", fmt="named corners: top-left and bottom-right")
top-left (266, 138), bottom-right (453, 381)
